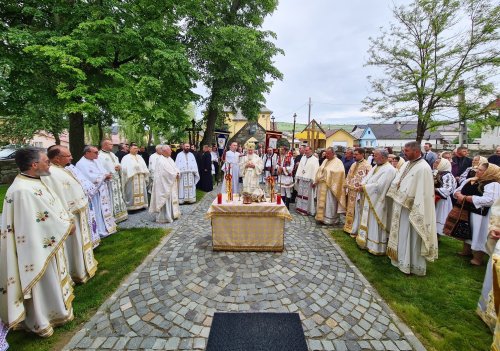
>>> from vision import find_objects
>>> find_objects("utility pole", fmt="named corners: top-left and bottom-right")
top-left (291, 113), bottom-right (297, 150)
top-left (458, 80), bottom-right (467, 146)
top-left (308, 97), bottom-right (312, 124)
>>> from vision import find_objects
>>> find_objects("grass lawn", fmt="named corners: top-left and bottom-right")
top-left (7, 227), bottom-right (169, 351)
top-left (196, 188), bottom-right (206, 202)
top-left (0, 183), bottom-right (8, 212)
top-left (330, 230), bottom-right (491, 351)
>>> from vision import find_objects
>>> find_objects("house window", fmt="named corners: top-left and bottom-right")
top-left (32, 142), bottom-right (43, 148)
top-left (368, 131), bottom-right (370, 134)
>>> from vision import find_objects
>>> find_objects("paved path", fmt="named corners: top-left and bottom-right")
top-left (64, 191), bottom-right (425, 351)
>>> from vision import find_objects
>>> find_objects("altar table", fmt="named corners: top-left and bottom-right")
top-left (206, 198), bottom-right (292, 252)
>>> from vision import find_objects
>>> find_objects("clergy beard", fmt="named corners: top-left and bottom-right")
top-left (36, 170), bottom-right (51, 176)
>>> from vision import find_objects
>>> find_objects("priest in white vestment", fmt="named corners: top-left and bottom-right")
top-left (356, 149), bottom-right (397, 255)
top-left (42, 146), bottom-right (98, 283)
top-left (121, 145), bottom-right (150, 210)
top-left (344, 148), bottom-right (372, 235)
top-left (239, 144), bottom-right (264, 194)
top-left (314, 147), bottom-right (346, 224)
top-left (222, 142), bottom-right (241, 194)
top-left (149, 145), bottom-right (181, 223)
top-left (1, 148), bottom-right (74, 337)
top-left (175, 143), bottom-right (200, 204)
top-left (387, 141), bottom-right (438, 276)
top-left (148, 145), bottom-right (163, 192)
top-left (76, 146), bottom-right (117, 238)
top-left (295, 146), bottom-right (320, 216)
top-left (433, 158), bottom-right (456, 235)
top-left (98, 139), bottom-right (128, 222)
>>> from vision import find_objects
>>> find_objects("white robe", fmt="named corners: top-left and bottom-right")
top-left (356, 162), bottom-right (397, 255)
top-left (239, 153), bottom-right (264, 194)
top-left (387, 158), bottom-right (438, 276)
top-left (221, 151), bottom-right (241, 194)
top-left (149, 156), bottom-right (181, 223)
top-left (76, 158), bottom-right (117, 237)
top-left (148, 152), bottom-right (162, 192)
top-left (175, 152), bottom-right (200, 204)
top-left (65, 165), bottom-right (101, 247)
top-left (121, 154), bottom-right (150, 210)
top-left (435, 172), bottom-right (456, 235)
top-left (98, 150), bottom-right (128, 222)
top-left (455, 180), bottom-right (500, 253)
top-left (1, 175), bottom-right (74, 336)
top-left (295, 155), bottom-right (320, 216)
top-left (41, 166), bottom-right (98, 283)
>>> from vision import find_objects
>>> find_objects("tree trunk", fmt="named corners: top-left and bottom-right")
top-left (69, 112), bottom-right (85, 163)
top-left (200, 103), bottom-right (218, 148)
top-left (53, 131), bottom-right (61, 145)
top-left (147, 128), bottom-right (153, 147)
top-left (97, 118), bottom-right (104, 147)
top-left (415, 119), bottom-right (426, 144)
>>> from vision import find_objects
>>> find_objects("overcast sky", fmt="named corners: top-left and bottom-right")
top-left (261, 0), bottom-right (406, 126)
top-left (194, 1), bottom-right (414, 125)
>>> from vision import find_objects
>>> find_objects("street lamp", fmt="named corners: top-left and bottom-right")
top-left (291, 113), bottom-right (297, 151)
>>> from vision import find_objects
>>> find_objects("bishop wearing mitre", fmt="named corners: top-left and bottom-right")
top-left (239, 144), bottom-right (264, 194)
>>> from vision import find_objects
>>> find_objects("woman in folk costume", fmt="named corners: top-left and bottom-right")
top-left (433, 158), bottom-right (457, 236)
top-left (476, 197), bottom-right (500, 346)
top-left (390, 156), bottom-right (405, 170)
top-left (457, 155), bottom-right (488, 186)
top-left (276, 147), bottom-right (294, 209)
top-left (454, 163), bottom-right (500, 265)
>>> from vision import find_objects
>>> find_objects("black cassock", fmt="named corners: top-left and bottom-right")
top-left (199, 151), bottom-right (213, 192)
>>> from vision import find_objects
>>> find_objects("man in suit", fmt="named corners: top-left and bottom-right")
top-left (422, 142), bottom-right (437, 167)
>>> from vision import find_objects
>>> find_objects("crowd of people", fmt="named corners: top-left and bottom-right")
top-left (0, 140), bottom-right (499, 347)
top-left (0, 140), bottom-right (214, 342)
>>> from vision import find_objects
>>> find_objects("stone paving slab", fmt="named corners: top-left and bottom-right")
top-left (63, 190), bottom-right (426, 351)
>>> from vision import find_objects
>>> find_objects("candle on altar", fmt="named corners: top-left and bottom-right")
top-left (276, 194), bottom-right (282, 205)
top-left (217, 193), bottom-right (222, 204)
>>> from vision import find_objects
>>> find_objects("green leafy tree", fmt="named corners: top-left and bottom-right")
top-left (184, 0), bottom-right (284, 147)
top-left (362, 0), bottom-right (499, 143)
top-left (1, 1), bottom-right (196, 160)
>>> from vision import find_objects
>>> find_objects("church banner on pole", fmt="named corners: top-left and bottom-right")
top-left (265, 131), bottom-right (282, 152)
top-left (214, 130), bottom-right (230, 157)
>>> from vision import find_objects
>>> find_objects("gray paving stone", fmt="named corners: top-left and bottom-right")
top-left (63, 191), bottom-right (426, 351)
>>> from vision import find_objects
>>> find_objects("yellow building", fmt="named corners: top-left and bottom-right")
top-left (295, 119), bottom-right (326, 150)
top-left (325, 129), bottom-right (357, 148)
top-left (224, 106), bottom-right (272, 138)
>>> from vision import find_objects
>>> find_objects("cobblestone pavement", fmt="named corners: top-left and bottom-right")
top-left (64, 191), bottom-right (425, 351)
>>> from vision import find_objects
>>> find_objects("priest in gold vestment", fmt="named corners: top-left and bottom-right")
top-left (315, 147), bottom-right (346, 225)
top-left (42, 146), bottom-right (98, 283)
top-left (239, 145), bottom-right (264, 194)
top-left (343, 148), bottom-right (371, 235)
top-left (480, 197), bottom-right (500, 350)
top-left (386, 141), bottom-right (438, 276)
top-left (1, 148), bottom-right (74, 337)
top-left (121, 145), bottom-right (150, 210)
